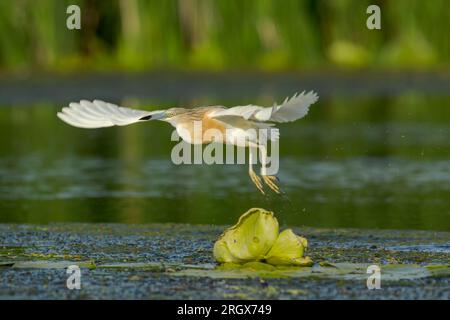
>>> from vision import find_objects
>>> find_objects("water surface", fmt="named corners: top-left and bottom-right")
top-left (0, 92), bottom-right (449, 231)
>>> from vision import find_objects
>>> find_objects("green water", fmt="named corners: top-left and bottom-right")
top-left (0, 93), bottom-right (449, 231)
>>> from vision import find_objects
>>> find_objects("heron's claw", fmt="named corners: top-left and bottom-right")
top-left (249, 170), bottom-right (265, 195)
top-left (262, 175), bottom-right (282, 194)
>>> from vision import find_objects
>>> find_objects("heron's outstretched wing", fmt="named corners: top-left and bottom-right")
top-left (57, 100), bottom-right (164, 128)
top-left (210, 91), bottom-right (318, 123)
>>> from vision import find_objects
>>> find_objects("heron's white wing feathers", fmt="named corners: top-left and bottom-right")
top-left (210, 91), bottom-right (318, 123)
top-left (57, 100), bottom-right (157, 128)
top-left (269, 91), bottom-right (318, 123)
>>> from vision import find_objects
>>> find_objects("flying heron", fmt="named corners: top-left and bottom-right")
top-left (57, 91), bottom-right (318, 194)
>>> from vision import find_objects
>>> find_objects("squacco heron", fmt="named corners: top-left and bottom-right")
top-left (57, 91), bottom-right (318, 194)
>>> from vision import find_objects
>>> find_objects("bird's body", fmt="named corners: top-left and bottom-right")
top-left (167, 107), bottom-right (228, 144)
top-left (57, 91), bottom-right (319, 194)
top-left (166, 106), bottom-right (276, 147)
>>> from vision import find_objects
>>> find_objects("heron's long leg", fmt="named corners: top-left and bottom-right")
top-left (249, 147), bottom-right (265, 194)
top-left (258, 144), bottom-right (282, 194)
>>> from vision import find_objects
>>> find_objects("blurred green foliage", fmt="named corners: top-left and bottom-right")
top-left (0, 0), bottom-right (449, 72)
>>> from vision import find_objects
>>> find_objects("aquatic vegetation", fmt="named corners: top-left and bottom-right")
top-left (213, 208), bottom-right (312, 266)
top-left (12, 260), bottom-right (97, 270)
top-left (0, 223), bottom-right (448, 299)
top-left (213, 208), bottom-right (279, 263)
top-left (265, 229), bottom-right (312, 266)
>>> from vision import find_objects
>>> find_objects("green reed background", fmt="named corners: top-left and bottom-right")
top-left (0, 0), bottom-right (449, 73)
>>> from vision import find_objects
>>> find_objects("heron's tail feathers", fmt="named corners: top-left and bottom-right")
top-left (57, 100), bottom-right (165, 129)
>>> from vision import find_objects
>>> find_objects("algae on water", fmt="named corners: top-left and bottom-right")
top-left (213, 208), bottom-right (312, 267)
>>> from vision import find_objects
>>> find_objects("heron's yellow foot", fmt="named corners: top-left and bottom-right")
top-left (262, 175), bottom-right (282, 194)
top-left (249, 170), bottom-right (265, 194)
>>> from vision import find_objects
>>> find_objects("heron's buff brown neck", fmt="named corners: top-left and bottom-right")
top-left (175, 108), bottom-right (227, 144)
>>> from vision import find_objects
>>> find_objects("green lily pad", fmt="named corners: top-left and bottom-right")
top-left (214, 208), bottom-right (279, 263)
top-left (213, 208), bottom-right (312, 266)
top-left (12, 260), bottom-right (97, 269)
top-left (0, 262), bottom-right (15, 267)
top-left (265, 229), bottom-right (309, 266)
top-left (170, 263), bottom-right (450, 280)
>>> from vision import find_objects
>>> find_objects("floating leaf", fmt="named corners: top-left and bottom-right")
top-left (12, 260), bottom-right (96, 269)
top-left (213, 208), bottom-right (313, 267)
top-left (213, 208), bottom-right (279, 263)
top-left (265, 229), bottom-right (308, 266)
